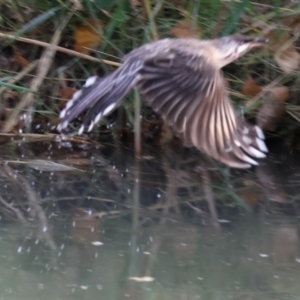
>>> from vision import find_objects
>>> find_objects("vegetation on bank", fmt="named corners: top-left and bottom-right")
top-left (0, 0), bottom-right (299, 149)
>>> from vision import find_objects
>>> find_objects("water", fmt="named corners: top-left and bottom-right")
top-left (0, 138), bottom-right (299, 300)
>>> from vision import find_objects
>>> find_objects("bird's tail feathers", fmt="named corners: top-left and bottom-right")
top-left (231, 117), bottom-right (268, 167)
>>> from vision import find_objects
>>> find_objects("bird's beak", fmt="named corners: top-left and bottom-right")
top-left (236, 36), bottom-right (268, 56)
top-left (247, 36), bottom-right (268, 49)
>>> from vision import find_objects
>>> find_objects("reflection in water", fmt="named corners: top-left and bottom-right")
top-left (0, 139), bottom-right (299, 299)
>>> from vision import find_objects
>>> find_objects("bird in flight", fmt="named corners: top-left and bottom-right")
top-left (58, 34), bottom-right (268, 168)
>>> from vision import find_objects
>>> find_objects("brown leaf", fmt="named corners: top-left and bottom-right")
top-left (58, 87), bottom-right (78, 109)
top-left (267, 30), bottom-right (300, 74)
top-left (170, 20), bottom-right (201, 39)
top-left (13, 51), bottom-right (29, 68)
top-left (241, 75), bottom-right (262, 96)
top-left (256, 86), bottom-right (289, 131)
top-left (74, 18), bottom-right (104, 54)
top-left (58, 87), bottom-right (77, 100)
top-left (282, 13), bottom-right (300, 35)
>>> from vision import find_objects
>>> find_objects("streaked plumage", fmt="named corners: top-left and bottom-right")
top-left (58, 34), bottom-right (268, 168)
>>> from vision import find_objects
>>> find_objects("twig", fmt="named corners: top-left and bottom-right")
top-left (0, 32), bottom-right (120, 67)
top-left (0, 132), bottom-right (95, 144)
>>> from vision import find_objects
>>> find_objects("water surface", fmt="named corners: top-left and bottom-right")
top-left (0, 137), bottom-right (299, 300)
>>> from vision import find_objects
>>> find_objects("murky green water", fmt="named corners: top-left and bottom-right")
top-left (1, 214), bottom-right (300, 300)
top-left (0, 138), bottom-right (300, 300)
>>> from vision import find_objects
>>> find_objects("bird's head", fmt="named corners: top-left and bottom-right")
top-left (213, 34), bottom-right (267, 68)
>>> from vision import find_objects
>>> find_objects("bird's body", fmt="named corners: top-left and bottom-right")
top-left (58, 35), bottom-right (268, 168)
top-left (127, 38), bottom-right (220, 65)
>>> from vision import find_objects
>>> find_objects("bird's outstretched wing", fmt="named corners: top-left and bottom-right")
top-left (137, 49), bottom-right (267, 168)
top-left (58, 48), bottom-right (267, 168)
top-left (57, 57), bottom-right (142, 133)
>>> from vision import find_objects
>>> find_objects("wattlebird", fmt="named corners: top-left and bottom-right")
top-left (58, 34), bottom-right (268, 168)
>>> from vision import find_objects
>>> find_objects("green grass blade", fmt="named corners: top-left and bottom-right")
top-left (15, 6), bottom-right (61, 37)
top-left (222, 0), bottom-right (249, 36)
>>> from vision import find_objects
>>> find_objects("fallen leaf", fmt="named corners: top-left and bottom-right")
top-left (256, 86), bottom-right (289, 131)
top-left (241, 75), bottom-right (262, 96)
top-left (267, 30), bottom-right (300, 74)
top-left (74, 18), bottom-right (104, 54)
top-left (170, 20), bottom-right (201, 38)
